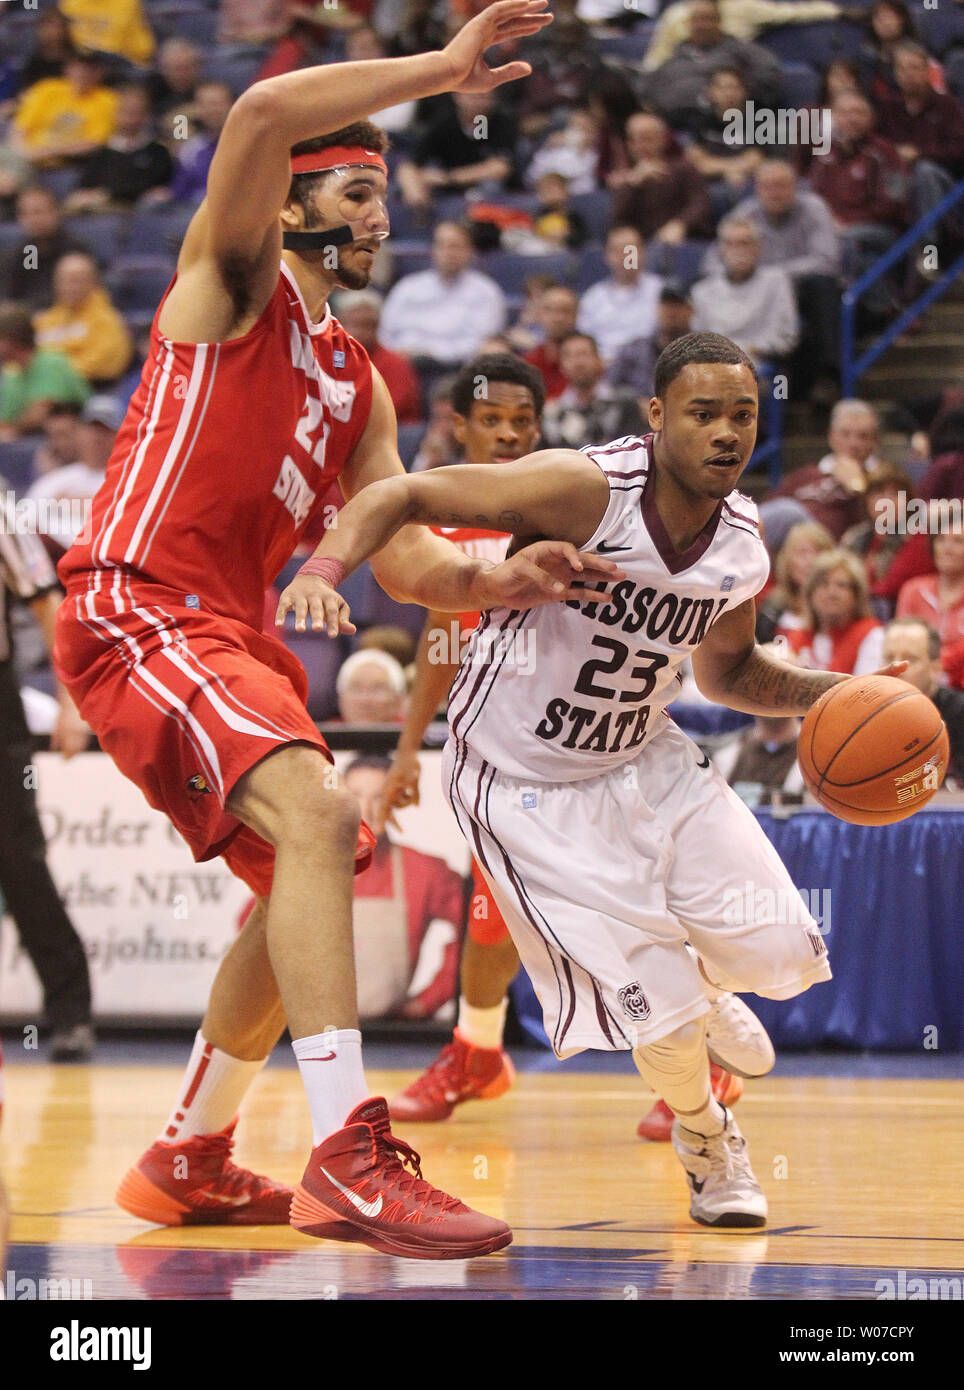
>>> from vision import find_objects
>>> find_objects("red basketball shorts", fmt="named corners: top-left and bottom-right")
top-left (55, 574), bottom-right (374, 897)
top-left (468, 856), bottom-right (510, 945)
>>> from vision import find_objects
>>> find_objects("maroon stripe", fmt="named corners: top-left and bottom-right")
top-left (722, 502), bottom-right (760, 530)
top-left (449, 608), bottom-right (517, 739)
top-left (586, 437), bottom-right (650, 458)
top-left (558, 958), bottom-right (578, 1052)
top-left (721, 516), bottom-right (761, 540)
top-left (453, 609), bottom-right (531, 743)
top-left (447, 606), bottom-right (494, 713)
top-left (592, 981), bottom-right (616, 1047)
top-left (602, 467), bottom-right (649, 480)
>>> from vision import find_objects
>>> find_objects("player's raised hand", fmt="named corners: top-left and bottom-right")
top-left (442, 0), bottom-right (553, 94)
top-left (479, 540), bottom-right (625, 609)
top-left (275, 575), bottom-right (356, 637)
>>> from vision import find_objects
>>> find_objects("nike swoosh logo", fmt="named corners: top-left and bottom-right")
top-left (695, 753), bottom-right (710, 768)
top-left (301, 1053), bottom-right (337, 1061)
top-left (199, 1190), bottom-right (251, 1207)
top-left (690, 1176), bottom-right (706, 1195)
top-left (596, 541), bottom-right (632, 554)
top-left (320, 1167), bottom-right (384, 1218)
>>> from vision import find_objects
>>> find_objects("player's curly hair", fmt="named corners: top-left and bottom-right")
top-left (287, 122), bottom-right (390, 212)
top-left (653, 332), bottom-right (756, 398)
top-left (451, 353), bottom-right (546, 419)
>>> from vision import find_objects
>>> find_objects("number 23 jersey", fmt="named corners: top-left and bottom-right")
top-left (447, 434), bottom-right (771, 783)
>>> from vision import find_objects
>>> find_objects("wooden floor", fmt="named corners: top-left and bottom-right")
top-left (3, 1061), bottom-right (963, 1299)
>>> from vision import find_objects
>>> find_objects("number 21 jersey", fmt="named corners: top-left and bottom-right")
top-left (447, 434), bottom-right (771, 783)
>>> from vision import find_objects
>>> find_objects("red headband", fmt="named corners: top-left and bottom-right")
top-left (290, 146), bottom-right (388, 176)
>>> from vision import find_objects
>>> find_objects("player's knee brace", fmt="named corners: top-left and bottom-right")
top-left (632, 1017), bottom-right (711, 1114)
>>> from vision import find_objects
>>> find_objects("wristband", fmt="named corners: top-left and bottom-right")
top-left (297, 557), bottom-right (346, 587)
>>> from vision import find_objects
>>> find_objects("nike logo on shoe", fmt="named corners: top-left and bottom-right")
top-left (320, 1167), bottom-right (384, 1218)
top-left (301, 1053), bottom-right (337, 1061)
top-left (695, 753), bottom-right (710, 768)
top-left (198, 1190), bottom-right (251, 1207)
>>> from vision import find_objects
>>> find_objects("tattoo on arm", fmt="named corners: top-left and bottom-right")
top-left (725, 647), bottom-right (845, 713)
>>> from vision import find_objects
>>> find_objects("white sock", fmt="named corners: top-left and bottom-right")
top-left (292, 1029), bottom-right (368, 1144)
top-left (160, 1031), bottom-right (267, 1143)
top-left (457, 997), bottom-right (508, 1050)
top-left (676, 1097), bottom-right (727, 1138)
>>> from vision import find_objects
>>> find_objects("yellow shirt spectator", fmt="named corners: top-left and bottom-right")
top-left (643, 0), bottom-right (842, 71)
top-left (60, 0), bottom-right (156, 66)
top-left (35, 254), bottom-right (133, 384)
top-left (15, 69), bottom-right (117, 162)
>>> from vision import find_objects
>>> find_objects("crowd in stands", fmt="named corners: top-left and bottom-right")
top-left (0, 0), bottom-right (962, 791)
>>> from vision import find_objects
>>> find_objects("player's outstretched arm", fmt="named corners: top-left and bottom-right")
top-left (693, 600), bottom-right (908, 715)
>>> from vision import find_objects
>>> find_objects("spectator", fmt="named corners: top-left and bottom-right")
top-left (769, 399), bottom-right (884, 539)
top-left (357, 625), bottom-right (417, 670)
top-left (525, 108), bottom-right (600, 194)
top-left (34, 253), bottom-right (133, 385)
top-left (784, 548), bottom-right (885, 673)
top-left (840, 461), bottom-right (913, 597)
top-left (897, 520), bottom-right (964, 657)
top-left (919, 450), bottom-right (964, 504)
top-left (0, 149), bottom-right (32, 223)
top-left (27, 394), bottom-right (121, 554)
top-left (608, 111), bottom-right (711, 244)
top-left (683, 67), bottom-right (765, 218)
top-left (218, 0), bottom-right (289, 48)
top-left (342, 756), bottom-right (464, 1021)
top-left (878, 41), bottom-right (964, 178)
top-left (504, 272), bottom-right (557, 354)
top-left (59, 0), bottom-right (155, 67)
top-left (32, 401), bottom-right (84, 478)
top-left (0, 186), bottom-right (89, 313)
top-left (397, 91), bottom-right (516, 211)
top-left (0, 305), bottom-right (90, 438)
top-left (808, 91), bottom-right (907, 293)
top-left (19, 8), bottom-right (77, 91)
top-left (336, 649), bottom-right (407, 723)
top-left (166, 82), bottom-right (234, 206)
top-left (541, 332), bottom-right (644, 450)
top-left (705, 160), bottom-right (841, 391)
top-left (586, 68), bottom-right (639, 185)
top-left (755, 520), bottom-right (836, 643)
top-left (607, 283), bottom-right (695, 398)
top-left (818, 58), bottom-right (864, 107)
top-left (883, 617), bottom-right (964, 783)
top-left (380, 222), bottom-right (507, 371)
top-left (525, 284), bottom-right (579, 399)
top-left (644, 0), bottom-right (783, 124)
top-left (67, 84), bottom-right (173, 211)
top-left (691, 216), bottom-right (799, 363)
top-left (857, 0), bottom-right (935, 102)
top-left (145, 39), bottom-right (202, 127)
top-left (714, 714), bottom-right (805, 804)
top-left (643, 0), bottom-right (843, 72)
top-left (577, 224), bottom-right (663, 363)
top-left (334, 289), bottom-right (422, 425)
top-left (533, 172), bottom-right (589, 249)
top-left (12, 51), bottom-right (118, 169)
top-left (411, 376), bottom-right (460, 472)
top-left (343, 26), bottom-right (417, 133)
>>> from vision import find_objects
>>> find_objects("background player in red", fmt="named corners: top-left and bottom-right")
top-left (380, 354), bottom-right (769, 1135)
top-left (54, 0), bottom-right (620, 1261)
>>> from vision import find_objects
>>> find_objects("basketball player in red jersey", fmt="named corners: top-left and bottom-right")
top-left (380, 355), bottom-right (766, 1136)
top-left (53, 0), bottom-right (619, 1261)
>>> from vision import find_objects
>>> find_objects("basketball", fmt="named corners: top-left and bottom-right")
top-left (798, 675), bottom-right (950, 826)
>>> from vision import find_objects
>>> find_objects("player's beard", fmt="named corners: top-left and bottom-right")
top-left (333, 246), bottom-right (373, 291)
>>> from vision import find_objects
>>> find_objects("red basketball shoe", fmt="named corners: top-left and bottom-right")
top-left (637, 1065), bottom-right (744, 1143)
top-left (290, 1097), bottom-right (511, 1259)
top-left (389, 1030), bottom-right (515, 1123)
top-left (116, 1121), bottom-right (293, 1225)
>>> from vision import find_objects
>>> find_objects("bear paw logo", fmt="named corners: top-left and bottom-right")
top-left (617, 981), bottom-right (651, 1021)
top-left (186, 773), bottom-right (211, 795)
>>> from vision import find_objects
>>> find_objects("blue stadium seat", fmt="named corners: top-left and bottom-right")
top-left (127, 204), bottom-right (194, 257)
top-left (780, 62), bottom-right (820, 109)
top-left (106, 256), bottom-right (176, 315)
top-left (64, 212), bottom-right (129, 266)
top-left (759, 20), bottom-right (866, 66)
top-left (396, 422), bottom-right (426, 469)
top-left (167, 9), bottom-right (219, 45)
top-left (575, 243), bottom-right (607, 292)
top-left (647, 238), bottom-right (710, 287)
top-left (36, 167), bottom-right (81, 202)
top-left (594, 21), bottom-right (656, 64)
top-left (0, 225), bottom-right (25, 253)
top-left (283, 631), bottom-right (349, 721)
top-left (480, 249), bottom-right (575, 296)
top-left (203, 52), bottom-right (263, 96)
top-left (915, 8), bottom-right (964, 56)
top-left (947, 49), bottom-right (964, 104)
top-left (0, 440), bottom-right (39, 493)
top-left (569, 189), bottom-right (614, 243)
top-left (388, 242), bottom-right (433, 281)
top-left (386, 197), bottom-right (434, 242)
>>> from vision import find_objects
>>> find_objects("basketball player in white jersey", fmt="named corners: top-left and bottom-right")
top-left (279, 332), bottom-right (904, 1226)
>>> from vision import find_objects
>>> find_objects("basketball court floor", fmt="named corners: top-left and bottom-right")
top-left (3, 1042), bottom-right (962, 1301)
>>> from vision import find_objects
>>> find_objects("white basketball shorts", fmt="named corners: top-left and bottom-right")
top-left (444, 720), bottom-right (832, 1057)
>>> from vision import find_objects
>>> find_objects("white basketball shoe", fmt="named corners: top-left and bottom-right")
top-left (705, 992), bottom-right (776, 1079)
top-left (672, 1110), bottom-right (768, 1228)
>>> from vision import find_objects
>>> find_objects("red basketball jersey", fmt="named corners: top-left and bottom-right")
top-left (60, 263), bottom-right (373, 630)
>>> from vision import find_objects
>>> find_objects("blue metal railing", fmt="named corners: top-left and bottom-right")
top-left (750, 363), bottom-right (785, 489)
top-left (841, 179), bottom-right (964, 398)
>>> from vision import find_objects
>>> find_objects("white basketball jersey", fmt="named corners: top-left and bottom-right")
top-left (447, 434), bottom-right (771, 782)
